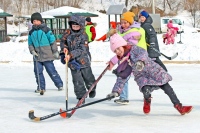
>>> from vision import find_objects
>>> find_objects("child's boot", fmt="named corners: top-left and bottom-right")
top-left (174, 103), bottom-right (193, 115)
top-left (143, 98), bottom-right (151, 114)
top-left (89, 90), bottom-right (96, 98)
top-left (40, 90), bottom-right (45, 95)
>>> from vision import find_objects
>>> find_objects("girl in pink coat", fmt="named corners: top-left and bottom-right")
top-left (163, 21), bottom-right (178, 45)
top-left (106, 33), bottom-right (193, 115)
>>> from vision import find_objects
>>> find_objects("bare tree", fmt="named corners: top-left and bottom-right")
top-left (0, 0), bottom-right (12, 12)
top-left (15, 0), bottom-right (24, 16)
top-left (184, 0), bottom-right (200, 27)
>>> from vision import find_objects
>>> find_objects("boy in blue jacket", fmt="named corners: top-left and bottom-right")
top-left (28, 12), bottom-right (63, 95)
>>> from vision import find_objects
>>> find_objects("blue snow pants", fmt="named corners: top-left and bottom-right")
top-left (34, 60), bottom-right (63, 90)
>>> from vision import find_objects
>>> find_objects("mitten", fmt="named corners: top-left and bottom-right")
top-left (135, 60), bottom-right (144, 71)
top-left (106, 92), bottom-right (119, 100)
top-left (106, 28), bottom-right (117, 38)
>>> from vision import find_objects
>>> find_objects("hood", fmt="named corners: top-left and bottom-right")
top-left (118, 21), bottom-right (141, 33)
top-left (68, 14), bottom-right (85, 34)
top-left (32, 23), bottom-right (47, 30)
top-left (142, 15), bottom-right (153, 25)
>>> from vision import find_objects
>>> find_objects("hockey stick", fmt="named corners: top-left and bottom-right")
top-left (147, 44), bottom-right (178, 60)
top-left (65, 52), bottom-right (69, 110)
top-left (28, 96), bottom-right (114, 121)
top-left (60, 65), bottom-right (109, 118)
top-left (34, 56), bottom-right (43, 95)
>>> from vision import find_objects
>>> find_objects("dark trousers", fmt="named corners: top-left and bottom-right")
top-left (154, 57), bottom-right (168, 72)
top-left (142, 83), bottom-right (180, 105)
top-left (34, 60), bottom-right (63, 90)
top-left (70, 66), bottom-right (96, 99)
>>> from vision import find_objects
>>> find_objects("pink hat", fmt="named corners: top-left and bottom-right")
top-left (110, 33), bottom-right (127, 52)
top-left (167, 22), bottom-right (173, 28)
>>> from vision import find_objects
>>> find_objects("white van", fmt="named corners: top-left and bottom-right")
top-left (161, 18), bottom-right (184, 33)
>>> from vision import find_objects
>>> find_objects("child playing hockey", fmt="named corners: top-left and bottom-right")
top-left (106, 33), bottom-right (193, 115)
top-left (107, 11), bottom-right (146, 105)
top-left (60, 14), bottom-right (96, 104)
top-left (28, 12), bottom-right (63, 95)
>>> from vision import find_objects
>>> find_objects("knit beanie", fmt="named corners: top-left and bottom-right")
top-left (121, 11), bottom-right (135, 24)
top-left (110, 33), bottom-right (127, 52)
top-left (167, 22), bottom-right (173, 28)
top-left (31, 12), bottom-right (43, 23)
top-left (139, 10), bottom-right (149, 18)
top-left (85, 17), bottom-right (91, 22)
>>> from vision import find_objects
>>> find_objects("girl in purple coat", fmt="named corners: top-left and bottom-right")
top-left (106, 33), bottom-right (193, 115)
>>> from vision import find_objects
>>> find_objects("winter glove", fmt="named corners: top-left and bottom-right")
top-left (60, 52), bottom-right (66, 64)
top-left (149, 43), bottom-right (155, 49)
top-left (53, 51), bottom-right (60, 59)
top-left (68, 59), bottom-right (81, 70)
top-left (135, 60), bottom-right (145, 71)
top-left (31, 50), bottom-right (38, 60)
top-left (106, 28), bottom-right (117, 38)
top-left (106, 92), bottom-right (119, 100)
top-left (31, 50), bottom-right (38, 56)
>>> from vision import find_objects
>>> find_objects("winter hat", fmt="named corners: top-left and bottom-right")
top-left (110, 33), bottom-right (127, 52)
top-left (31, 12), bottom-right (43, 23)
top-left (139, 10), bottom-right (149, 18)
top-left (167, 22), bottom-right (173, 28)
top-left (85, 17), bottom-right (91, 22)
top-left (121, 12), bottom-right (135, 24)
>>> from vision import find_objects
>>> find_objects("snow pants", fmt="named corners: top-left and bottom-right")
top-left (70, 66), bottom-right (96, 99)
top-left (34, 60), bottom-right (63, 90)
top-left (142, 83), bottom-right (180, 105)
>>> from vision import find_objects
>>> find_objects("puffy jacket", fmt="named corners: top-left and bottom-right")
top-left (28, 23), bottom-right (57, 62)
top-left (140, 15), bottom-right (160, 58)
top-left (60, 15), bottom-right (91, 68)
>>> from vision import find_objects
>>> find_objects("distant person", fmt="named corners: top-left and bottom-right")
top-left (85, 17), bottom-right (96, 60)
top-left (138, 10), bottom-right (168, 72)
top-left (106, 33), bottom-right (193, 115)
top-left (85, 17), bottom-right (96, 43)
top-left (26, 19), bottom-right (33, 31)
top-left (60, 14), bottom-right (96, 104)
top-left (163, 20), bottom-right (178, 45)
top-left (28, 12), bottom-right (63, 95)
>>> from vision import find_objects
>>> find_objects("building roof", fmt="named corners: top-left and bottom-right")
top-left (19, 15), bottom-right (55, 19)
top-left (106, 4), bottom-right (127, 15)
top-left (0, 12), bottom-right (13, 17)
top-left (54, 12), bottom-right (98, 18)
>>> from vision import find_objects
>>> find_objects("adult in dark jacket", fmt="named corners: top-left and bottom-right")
top-left (139, 10), bottom-right (167, 71)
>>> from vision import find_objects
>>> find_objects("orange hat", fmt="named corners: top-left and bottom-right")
top-left (121, 12), bottom-right (135, 24)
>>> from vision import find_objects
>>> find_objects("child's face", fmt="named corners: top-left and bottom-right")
top-left (120, 20), bottom-right (131, 29)
top-left (114, 46), bottom-right (124, 57)
top-left (33, 20), bottom-right (42, 26)
top-left (139, 16), bottom-right (146, 23)
top-left (72, 24), bottom-right (81, 30)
